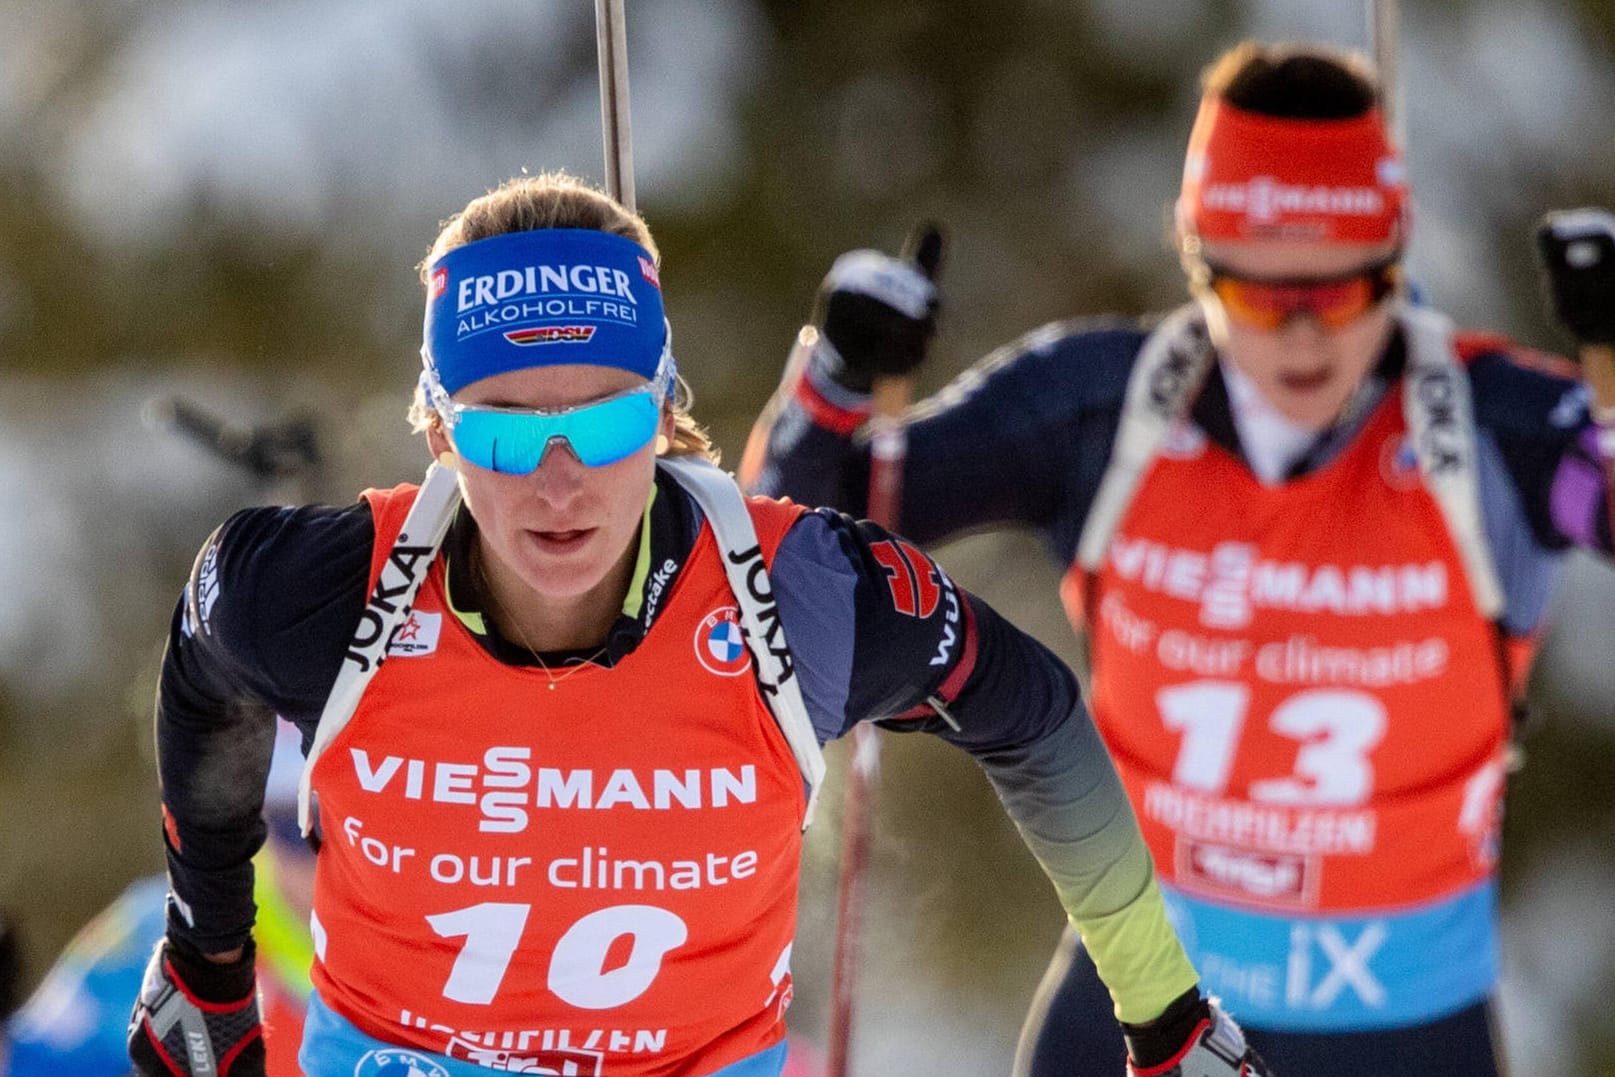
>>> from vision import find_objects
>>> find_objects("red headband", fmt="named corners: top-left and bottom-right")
top-left (1179, 98), bottom-right (1407, 244)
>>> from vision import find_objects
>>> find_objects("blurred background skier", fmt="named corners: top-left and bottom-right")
top-left (745, 39), bottom-right (1615, 1077)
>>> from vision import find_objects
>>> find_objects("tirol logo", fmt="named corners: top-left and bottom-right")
top-left (638, 255), bottom-right (661, 289)
top-left (387, 610), bottom-right (442, 657)
top-left (696, 607), bottom-right (749, 676)
top-left (345, 540), bottom-right (436, 674)
top-left (448, 1039), bottom-right (604, 1075)
top-left (504, 324), bottom-right (598, 346)
top-left (354, 1046), bottom-right (451, 1077)
top-left (1178, 839), bottom-right (1315, 908)
top-left (430, 266), bottom-right (448, 298)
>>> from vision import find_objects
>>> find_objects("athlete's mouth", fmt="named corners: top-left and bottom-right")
top-left (529, 528), bottom-right (594, 552)
top-left (1277, 368), bottom-right (1333, 393)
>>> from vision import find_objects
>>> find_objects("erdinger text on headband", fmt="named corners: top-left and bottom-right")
top-left (422, 228), bottom-right (670, 392)
top-left (419, 228), bottom-right (676, 471)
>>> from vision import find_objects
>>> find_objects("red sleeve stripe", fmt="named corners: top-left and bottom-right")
top-left (934, 592), bottom-right (979, 704)
top-left (890, 590), bottom-right (979, 721)
top-left (792, 372), bottom-right (869, 435)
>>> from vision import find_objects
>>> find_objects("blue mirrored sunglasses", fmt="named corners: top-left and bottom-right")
top-left (427, 351), bottom-right (675, 474)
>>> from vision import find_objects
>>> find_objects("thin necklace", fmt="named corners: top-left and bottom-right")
top-left (475, 548), bottom-right (606, 691)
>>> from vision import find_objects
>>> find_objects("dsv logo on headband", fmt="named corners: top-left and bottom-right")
top-left (504, 325), bottom-right (598, 346)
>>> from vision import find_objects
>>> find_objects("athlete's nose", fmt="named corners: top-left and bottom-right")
top-left (526, 436), bottom-right (588, 504)
top-left (1277, 308), bottom-right (1330, 336)
top-left (1275, 314), bottom-right (1339, 362)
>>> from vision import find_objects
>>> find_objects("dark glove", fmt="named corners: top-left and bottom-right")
top-left (813, 224), bottom-right (944, 393)
top-left (1124, 989), bottom-right (1272, 1077)
top-left (128, 937), bottom-right (264, 1076)
top-left (0, 906), bottom-right (21, 1021)
top-left (1537, 208), bottom-right (1615, 345)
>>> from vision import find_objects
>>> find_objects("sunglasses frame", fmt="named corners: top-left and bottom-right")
top-left (1196, 255), bottom-right (1403, 332)
top-left (422, 332), bottom-right (676, 472)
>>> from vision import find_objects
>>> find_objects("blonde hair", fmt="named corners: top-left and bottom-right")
top-left (412, 171), bottom-right (717, 463)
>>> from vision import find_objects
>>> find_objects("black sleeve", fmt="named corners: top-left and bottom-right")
top-left (771, 506), bottom-right (1178, 998)
top-left (1467, 343), bottom-right (1614, 555)
top-left (922, 590), bottom-right (1082, 751)
top-left (770, 508), bottom-right (1080, 745)
top-left (157, 502), bottom-right (372, 953)
top-left (749, 319), bottom-right (1143, 550)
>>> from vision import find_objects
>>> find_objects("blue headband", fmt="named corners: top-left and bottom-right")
top-left (422, 229), bottom-right (668, 395)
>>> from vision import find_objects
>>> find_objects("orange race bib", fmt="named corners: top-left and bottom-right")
top-left (305, 487), bottom-right (810, 1076)
top-left (1071, 396), bottom-right (1510, 1029)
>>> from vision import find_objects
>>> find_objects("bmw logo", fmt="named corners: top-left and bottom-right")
top-left (354, 1047), bottom-right (451, 1077)
top-left (695, 607), bottom-right (750, 676)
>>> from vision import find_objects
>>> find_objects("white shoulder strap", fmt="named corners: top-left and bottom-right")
top-left (658, 456), bottom-right (827, 828)
top-left (1397, 304), bottom-right (1504, 620)
top-left (297, 461), bottom-right (462, 834)
top-left (1074, 300), bottom-right (1503, 620)
top-left (1076, 305), bottom-right (1217, 571)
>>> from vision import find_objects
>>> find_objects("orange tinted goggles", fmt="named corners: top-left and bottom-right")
top-left (1205, 258), bottom-right (1401, 332)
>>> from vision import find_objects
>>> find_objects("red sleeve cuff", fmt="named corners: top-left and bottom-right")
top-left (889, 595), bottom-right (979, 722)
top-left (793, 371), bottom-right (869, 436)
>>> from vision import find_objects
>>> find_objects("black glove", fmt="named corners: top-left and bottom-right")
top-left (813, 224), bottom-right (945, 393)
top-left (1537, 208), bottom-right (1615, 345)
top-left (128, 937), bottom-right (264, 1076)
top-left (0, 906), bottom-right (21, 1021)
top-left (1123, 989), bottom-right (1272, 1077)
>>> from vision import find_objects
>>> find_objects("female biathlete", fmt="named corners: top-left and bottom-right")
top-left (125, 173), bottom-right (1266, 1077)
top-left (744, 40), bottom-right (1615, 1077)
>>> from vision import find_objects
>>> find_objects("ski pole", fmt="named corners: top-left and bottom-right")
top-left (738, 324), bottom-right (818, 490)
top-left (826, 223), bottom-right (943, 1077)
top-left (1370, 0), bottom-right (1403, 149)
top-left (594, 0), bottom-right (635, 213)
